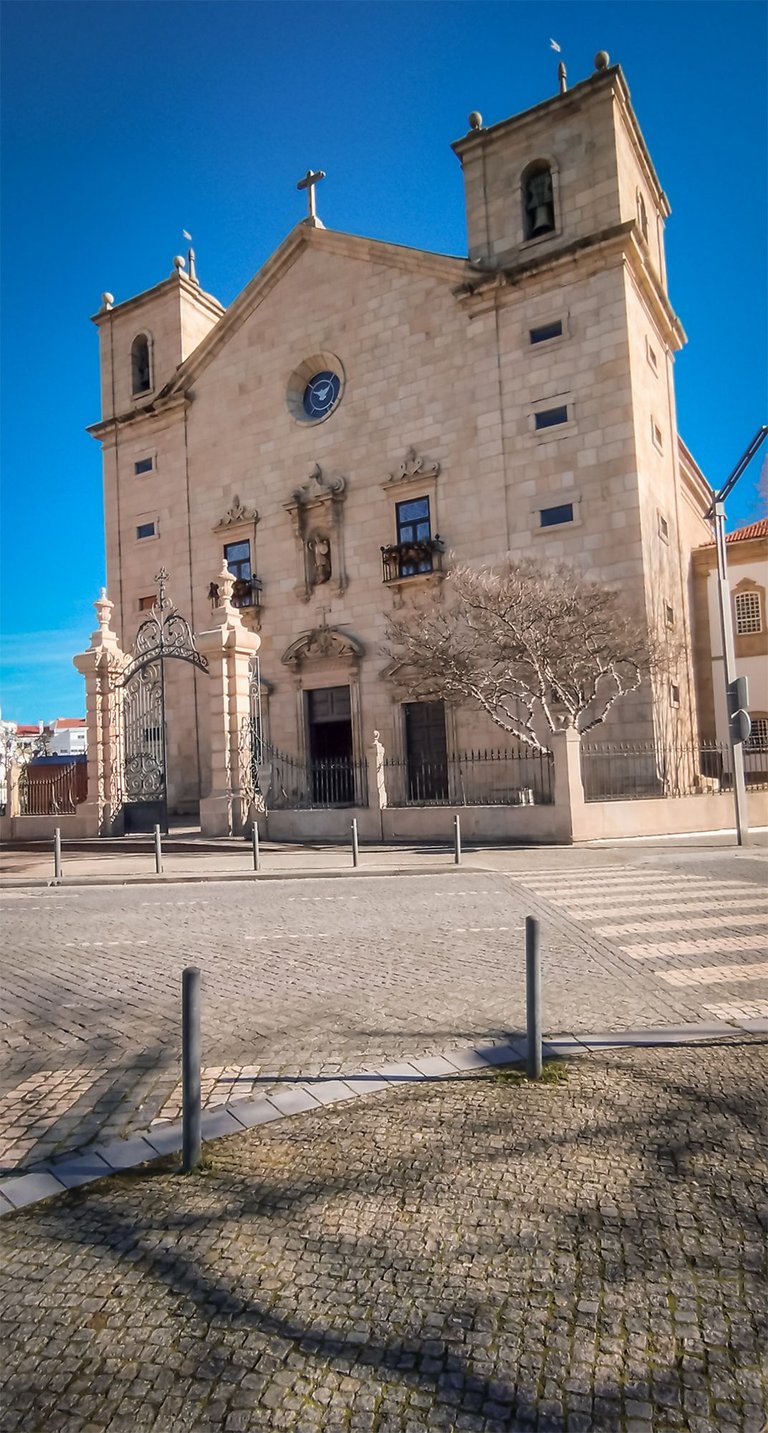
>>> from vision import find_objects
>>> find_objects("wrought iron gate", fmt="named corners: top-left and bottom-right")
top-left (119, 568), bottom-right (208, 833)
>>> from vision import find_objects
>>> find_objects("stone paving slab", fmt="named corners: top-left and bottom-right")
top-left (0, 1041), bottom-right (765, 1432)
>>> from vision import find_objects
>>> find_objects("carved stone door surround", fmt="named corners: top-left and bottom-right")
top-left (282, 623), bottom-right (365, 763)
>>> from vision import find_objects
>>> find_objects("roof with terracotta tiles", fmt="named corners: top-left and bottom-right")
top-left (725, 518), bottom-right (768, 543)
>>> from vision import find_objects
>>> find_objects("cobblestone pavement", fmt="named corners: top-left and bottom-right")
top-left (1, 1042), bottom-right (766, 1432)
top-left (1, 856), bottom-right (766, 1170)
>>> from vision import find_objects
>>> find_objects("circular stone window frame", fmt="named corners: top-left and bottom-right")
top-left (287, 352), bottom-right (346, 426)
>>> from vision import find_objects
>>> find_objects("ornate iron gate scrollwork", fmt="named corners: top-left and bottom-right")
top-left (118, 568), bottom-right (208, 832)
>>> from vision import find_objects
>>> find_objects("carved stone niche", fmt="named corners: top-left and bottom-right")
top-left (285, 462), bottom-right (347, 603)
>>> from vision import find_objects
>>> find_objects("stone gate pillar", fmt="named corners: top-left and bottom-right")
top-left (550, 726), bottom-right (586, 843)
top-left (73, 590), bottom-right (127, 836)
top-left (196, 564), bottom-right (261, 837)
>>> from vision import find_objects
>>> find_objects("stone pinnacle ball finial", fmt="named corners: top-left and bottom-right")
top-left (173, 254), bottom-right (186, 272)
top-left (594, 51), bottom-right (610, 71)
top-left (101, 293), bottom-right (114, 311)
top-left (468, 111), bottom-right (483, 131)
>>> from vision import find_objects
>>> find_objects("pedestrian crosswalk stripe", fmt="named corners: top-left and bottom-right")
top-left (660, 961), bottom-right (768, 988)
top-left (704, 1000), bottom-right (768, 1020)
top-left (619, 933), bottom-right (767, 960)
top-left (521, 876), bottom-right (754, 893)
top-left (558, 888), bottom-right (768, 911)
top-left (595, 913), bottom-right (767, 937)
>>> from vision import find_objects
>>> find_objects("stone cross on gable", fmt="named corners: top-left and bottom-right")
top-left (297, 169), bottom-right (326, 228)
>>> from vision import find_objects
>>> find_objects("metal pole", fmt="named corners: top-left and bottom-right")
top-left (159, 648), bottom-right (169, 836)
top-left (154, 823), bottom-right (163, 875)
top-left (351, 818), bottom-right (359, 868)
top-left (53, 827), bottom-right (62, 881)
top-left (525, 916), bottom-right (542, 1080)
top-left (182, 966), bottom-right (202, 1173)
top-left (252, 822), bottom-right (260, 872)
top-left (454, 813), bottom-right (462, 865)
top-left (713, 503), bottom-right (750, 846)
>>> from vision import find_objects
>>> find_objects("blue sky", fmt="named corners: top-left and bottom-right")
top-left (1, 0), bottom-right (766, 723)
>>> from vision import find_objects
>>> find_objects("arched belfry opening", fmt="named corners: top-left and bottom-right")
top-left (131, 332), bottom-right (152, 395)
top-left (522, 160), bottom-right (556, 239)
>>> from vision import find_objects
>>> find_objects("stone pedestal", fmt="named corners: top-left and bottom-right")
top-left (73, 591), bottom-right (127, 836)
top-left (196, 564), bottom-right (261, 837)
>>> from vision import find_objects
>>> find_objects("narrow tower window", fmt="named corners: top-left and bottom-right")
top-left (522, 161), bottom-right (555, 240)
top-left (637, 190), bottom-right (649, 241)
top-left (131, 334), bottom-right (152, 395)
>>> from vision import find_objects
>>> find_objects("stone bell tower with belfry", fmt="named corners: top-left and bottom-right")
top-left (451, 52), bottom-right (706, 742)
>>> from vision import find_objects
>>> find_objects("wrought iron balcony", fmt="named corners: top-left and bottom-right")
top-left (209, 576), bottom-right (262, 610)
top-left (231, 576), bottom-right (262, 609)
top-left (380, 537), bottom-right (444, 583)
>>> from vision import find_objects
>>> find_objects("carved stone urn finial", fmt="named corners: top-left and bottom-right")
top-left (95, 588), bottom-right (113, 630)
top-left (216, 560), bottom-right (235, 606)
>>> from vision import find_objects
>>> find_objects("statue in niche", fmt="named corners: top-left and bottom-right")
top-left (524, 166), bottom-right (555, 237)
top-left (307, 530), bottom-right (332, 586)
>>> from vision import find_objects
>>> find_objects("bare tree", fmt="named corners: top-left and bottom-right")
top-left (385, 558), bottom-right (653, 750)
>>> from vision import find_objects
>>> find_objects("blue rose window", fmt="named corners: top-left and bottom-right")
top-left (303, 370), bottom-right (341, 419)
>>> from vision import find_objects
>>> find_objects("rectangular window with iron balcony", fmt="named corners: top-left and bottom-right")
top-left (224, 540), bottom-right (260, 608)
top-left (381, 497), bottom-right (442, 582)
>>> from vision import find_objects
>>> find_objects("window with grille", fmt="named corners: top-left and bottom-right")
top-left (735, 590), bottom-right (762, 635)
top-left (747, 716), bottom-right (768, 749)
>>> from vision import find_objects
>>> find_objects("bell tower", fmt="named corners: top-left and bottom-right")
top-left (92, 254), bottom-right (224, 423)
top-left (452, 54), bottom-right (671, 296)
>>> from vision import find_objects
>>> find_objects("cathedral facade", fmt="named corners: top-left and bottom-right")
top-left (88, 56), bottom-right (712, 825)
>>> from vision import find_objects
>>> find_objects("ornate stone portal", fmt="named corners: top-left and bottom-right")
top-left (285, 462), bottom-right (347, 602)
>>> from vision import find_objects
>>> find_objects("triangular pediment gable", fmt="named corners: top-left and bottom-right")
top-left (157, 225), bottom-right (467, 401)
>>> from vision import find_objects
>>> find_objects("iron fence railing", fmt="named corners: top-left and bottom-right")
top-left (580, 740), bottom-right (768, 802)
top-left (18, 763), bottom-right (87, 815)
top-left (241, 733), bottom-right (369, 810)
top-left (383, 748), bottom-right (554, 807)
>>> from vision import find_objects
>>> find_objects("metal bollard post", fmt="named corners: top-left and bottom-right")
top-left (53, 827), bottom-right (62, 881)
top-left (252, 822), bottom-right (261, 872)
top-left (154, 823), bottom-right (163, 875)
top-left (182, 966), bottom-right (202, 1173)
top-left (454, 813), bottom-right (462, 866)
top-left (525, 915), bottom-right (542, 1080)
top-left (351, 818), bottom-right (359, 868)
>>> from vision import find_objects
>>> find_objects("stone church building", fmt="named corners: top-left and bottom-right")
top-left (82, 54), bottom-right (715, 837)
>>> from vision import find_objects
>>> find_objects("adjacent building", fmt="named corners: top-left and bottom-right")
top-left (692, 518), bottom-right (768, 761)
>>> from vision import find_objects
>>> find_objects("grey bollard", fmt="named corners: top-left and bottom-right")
top-left (154, 823), bottom-right (163, 875)
top-left (351, 818), bottom-right (359, 868)
top-left (525, 915), bottom-right (542, 1080)
top-left (54, 827), bottom-right (62, 881)
top-left (252, 822), bottom-right (261, 872)
top-left (454, 813), bottom-right (462, 865)
top-left (182, 966), bottom-right (202, 1173)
